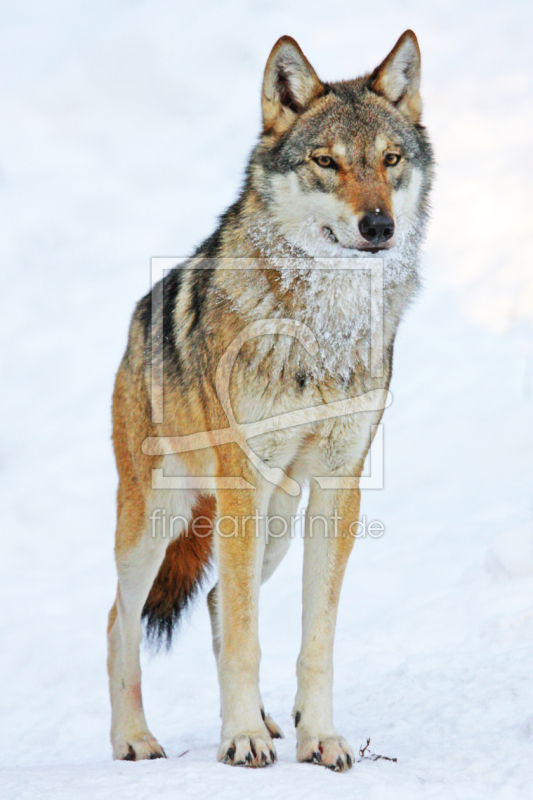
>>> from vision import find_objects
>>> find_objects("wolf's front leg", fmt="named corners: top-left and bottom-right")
top-left (293, 483), bottom-right (360, 771)
top-left (215, 487), bottom-right (276, 767)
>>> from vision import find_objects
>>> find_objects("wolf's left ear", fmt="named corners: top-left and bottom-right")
top-left (262, 36), bottom-right (325, 133)
top-left (369, 30), bottom-right (422, 124)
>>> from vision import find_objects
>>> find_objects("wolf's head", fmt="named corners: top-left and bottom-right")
top-left (249, 31), bottom-right (433, 260)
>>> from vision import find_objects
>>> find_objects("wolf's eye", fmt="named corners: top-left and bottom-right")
top-left (385, 153), bottom-right (401, 167)
top-left (313, 155), bottom-right (337, 169)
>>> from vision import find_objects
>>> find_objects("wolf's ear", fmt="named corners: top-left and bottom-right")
top-left (369, 30), bottom-right (422, 124)
top-left (262, 36), bottom-right (325, 133)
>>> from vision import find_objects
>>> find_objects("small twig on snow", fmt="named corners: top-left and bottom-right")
top-left (359, 738), bottom-right (371, 758)
top-left (358, 738), bottom-right (397, 763)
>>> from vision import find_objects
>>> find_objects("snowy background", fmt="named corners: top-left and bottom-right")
top-left (1, 1), bottom-right (533, 797)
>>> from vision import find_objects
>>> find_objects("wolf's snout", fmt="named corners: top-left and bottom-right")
top-left (358, 211), bottom-right (395, 246)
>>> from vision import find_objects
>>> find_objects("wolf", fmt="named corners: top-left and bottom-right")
top-left (107, 30), bottom-right (434, 771)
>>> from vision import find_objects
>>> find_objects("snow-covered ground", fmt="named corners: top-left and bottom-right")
top-left (1, 1), bottom-right (533, 797)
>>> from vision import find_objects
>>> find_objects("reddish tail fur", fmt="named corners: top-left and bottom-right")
top-left (142, 494), bottom-right (216, 647)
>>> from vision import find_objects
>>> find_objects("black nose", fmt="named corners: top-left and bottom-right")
top-left (358, 211), bottom-right (395, 245)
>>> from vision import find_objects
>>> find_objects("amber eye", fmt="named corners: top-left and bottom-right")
top-left (385, 153), bottom-right (401, 167)
top-left (313, 155), bottom-right (337, 169)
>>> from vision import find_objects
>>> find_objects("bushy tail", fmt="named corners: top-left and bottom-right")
top-left (142, 494), bottom-right (216, 648)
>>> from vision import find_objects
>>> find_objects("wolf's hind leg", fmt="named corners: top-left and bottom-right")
top-left (207, 582), bottom-right (222, 663)
top-left (259, 481), bottom-right (302, 739)
top-left (107, 505), bottom-right (170, 761)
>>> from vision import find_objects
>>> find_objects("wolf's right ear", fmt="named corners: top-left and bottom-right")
top-left (262, 36), bottom-right (324, 133)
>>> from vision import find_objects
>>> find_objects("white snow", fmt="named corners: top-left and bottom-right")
top-left (1, 1), bottom-right (533, 798)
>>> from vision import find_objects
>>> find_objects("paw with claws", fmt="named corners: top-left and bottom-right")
top-left (297, 732), bottom-right (354, 772)
top-left (113, 732), bottom-right (166, 761)
top-left (218, 732), bottom-right (277, 767)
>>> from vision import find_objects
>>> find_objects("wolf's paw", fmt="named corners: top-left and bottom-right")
top-left (113, 732), bottom-right (167, 761)
top-left (218, 732), bottom-right (277, 767)
top-left (297, 733), bottom-right (354, 772)
top-left (261, 708), bottom-right (284, 739)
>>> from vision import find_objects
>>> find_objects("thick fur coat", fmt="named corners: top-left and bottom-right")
top-left (107, 30), bottom-right (434, 770)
